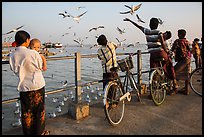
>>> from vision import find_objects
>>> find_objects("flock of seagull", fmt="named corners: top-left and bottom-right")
top-left (2, 3), bottom-right (164, 48)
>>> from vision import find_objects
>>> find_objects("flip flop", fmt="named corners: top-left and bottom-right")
top-left (41, 130), bottom-right (50, 135)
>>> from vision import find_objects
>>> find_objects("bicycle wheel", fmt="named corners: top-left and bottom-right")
top-left (149, 69), bottom-right (166, 106)
top-left (189, 67), bottom-right (202, 97)
top-left (103, 81), bottom-right (125, 126)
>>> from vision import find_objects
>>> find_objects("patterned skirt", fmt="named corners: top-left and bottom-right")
top-left (20, 87), bottom-right (45, 135)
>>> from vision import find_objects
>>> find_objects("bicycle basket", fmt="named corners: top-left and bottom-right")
top-left (117, 56), bottom-right (134, 72)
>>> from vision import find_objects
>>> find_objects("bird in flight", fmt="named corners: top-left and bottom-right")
top-left (61, 32), bottom-right (69, 37)
top-left (158, 18), bottom-right (164, 25)
top-left (68, 11), bottom-right (88, 23)
top-left (76, 6), bottom-right (86, 10)
top-left (120, 3), bottom-right (142, 15)
top-left (116, 38), bottom-right (126, 47)
top-left (89, 25), bottom-right (104, 32)
top-left (73, 39), bottom-right (84, 47)
top-left (2, 25), bottom-right (24, 35)
top-left (58, 11), bottom-right (70, 18)
top-left (117, 27), bottom-right (125, 34)
top-left (136, 14), bottom-right (145, 23)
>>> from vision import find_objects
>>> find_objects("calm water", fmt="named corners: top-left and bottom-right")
top-left (2, 44), bottom-right (151, 101)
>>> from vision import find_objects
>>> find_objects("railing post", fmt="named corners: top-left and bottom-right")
top-left (75, 52), bottom-right (82, 103)
top-left (137, 50), bottom-right (142, 93)
top-left (68, 52), bottom-right (89, 120)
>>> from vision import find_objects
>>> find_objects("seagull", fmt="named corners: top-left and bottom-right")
top-left (48, 112), bottom-right (56, 118)
top-left (2, 25), bottom-right (24, 35)
top-left (56, 105), bottom-right (62, 113)
top-left (62, 33), bottom-right (69, 37)
top-left (76, 6), bottom-right (86, 10)
top-left (89, 25), bottom-right (104, 32)
top-left (117, 27), bottom-right (125, 34)
top-left (158, 18), bottom-right (164, 25)
top-left (136, 14), bottom-right (145, 23)
top-left (68, 11), bottom-right (88, 23)
top-left (58, 12), bottom-right (70, 18)
top-left (74, 39), bottom-right (83, 47)
top-left (116, 38), bottom-right (126, 46)
top-left (120, 3), bottom-right (142, 15)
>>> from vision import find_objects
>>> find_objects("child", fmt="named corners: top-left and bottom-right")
top-left (29, 38), bottom-right (47, 71)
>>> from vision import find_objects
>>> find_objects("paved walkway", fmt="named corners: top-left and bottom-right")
top-left (2, 81), bottom-right (202, 135)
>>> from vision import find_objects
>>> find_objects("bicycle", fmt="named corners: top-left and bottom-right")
top-left (189, 67), bottom-right (202, 97)
top-left (149, 57), bottom-right (172, 106)
top-left (103, 54), bottom-right (141, 126)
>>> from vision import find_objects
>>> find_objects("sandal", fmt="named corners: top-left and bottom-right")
top-left (41, 130), bottom-right (50, 135)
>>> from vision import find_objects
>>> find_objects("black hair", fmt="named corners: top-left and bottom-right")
top-left (149, 17), bottom-right (159, 30)
top-left (15, 30), bottom-right (30, 46)
top-left (178, 29), bottom-right (186, 39)
top-left (194, 38), bottom-right (199, 42)
top-left (165, 31), bottom-right (172, 40)
top-left (97, 34), bottom-right (107, 45)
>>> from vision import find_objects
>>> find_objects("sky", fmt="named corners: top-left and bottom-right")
top-left (2, 2), bottom-right (202, 46)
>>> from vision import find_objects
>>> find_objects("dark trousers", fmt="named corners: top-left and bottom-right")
top-left (20, 87), bottom-right (45, 135)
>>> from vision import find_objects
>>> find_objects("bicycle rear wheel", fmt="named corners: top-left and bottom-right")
top-left (189, 67), bottom-right (202, 97)
top-left (103, 81), bottom-right (125, 126)
top-left (149, 69), bottom-right (166, 106)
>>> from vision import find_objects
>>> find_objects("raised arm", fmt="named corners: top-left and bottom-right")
top-left (123, 18), bottom-right (144, 32)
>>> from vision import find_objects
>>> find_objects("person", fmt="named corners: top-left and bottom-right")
top-left (97, 34), bottom-right (120, 90)
top-left (123, 17), bottom-right (178, 95)
top-left (9, 30), bottom-right (49, 135)
top-left (29, 38), bottom-right (47, 71)
top-left (191, 38), bottom-right (202, 68)
top-left (171, 29), bottom-right (191, 95)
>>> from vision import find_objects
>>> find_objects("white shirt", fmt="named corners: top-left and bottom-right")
top-left (9, 46), bottom-right (45, 92)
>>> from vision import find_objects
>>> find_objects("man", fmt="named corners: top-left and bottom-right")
top-left (123, 17), bottom-right (178, 95)
top-left (97, 34), bottom-right (119, 90)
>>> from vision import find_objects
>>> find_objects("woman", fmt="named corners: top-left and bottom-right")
top-left (9, 30), bottom-right (49, 135)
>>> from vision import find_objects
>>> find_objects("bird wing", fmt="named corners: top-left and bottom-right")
top-left (89, 28), bottom-right (95, 32)
top-left (124, 5), bottom-right (132, 9)
top-left (117, 27), bottom-right (122, 32)
top-left (59, 13), bottom-right (66, 18)
top-left (116, 38), bottom-right (120, 43)
top-left (120, 11), bottom-right (131, 14)
top-left (2, 30), bottom-right (14, 35)
top-left (98, 26), bottom-right (104, 28)
top-left (77, 11), bottom-right (87, 18)
top-left (74, 39), bottom-right (80, 44)
top-left (15, 25), bottom-right (24, 30)
top-left (133, 3), bottom-right (142, 11)
top-left (136, 14), bottom-right (145, 23)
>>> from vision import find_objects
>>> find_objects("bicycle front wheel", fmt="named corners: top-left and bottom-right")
top-left (149, 69), bottom-right (166, 106)
top-left (189, 67), bottom-right (202, 97)
top-left (103, 81), bottom-right (125, 126)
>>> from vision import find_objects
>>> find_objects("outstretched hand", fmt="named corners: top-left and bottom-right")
top-left (123, 18), bottom-right (131, 22)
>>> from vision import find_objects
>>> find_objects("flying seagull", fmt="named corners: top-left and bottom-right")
top-left (76, 6), bottom-right (86, 10)
top-left (117, 27), bottom-right (125, 34)
top-left (89, 25), bottom-right (104, 32)
top-left (2, 25), bottom-right (24, 35)
top-left (62, 32), bottom-right (69, 37)
top-left (136, 14), bottom-right (145, 23)
top-left (58, 12), bottom-right (70, 18)
top-left (68, 11), bottom-right (88, 23)
top-left (116, 38), bottom-right (126, 46)
top-left (73, 39), bottom-right (83, 47)
top-left (120, 3), bottom-right (142, 15)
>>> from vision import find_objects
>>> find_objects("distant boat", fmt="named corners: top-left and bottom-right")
top-left (54, 42), bottom-right (63, 48)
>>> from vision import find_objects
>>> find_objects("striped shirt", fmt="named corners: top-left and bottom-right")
top-left (143, 28), bottom-right (163, 52)
top-left (97, 42), bottom-right (118, 73)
